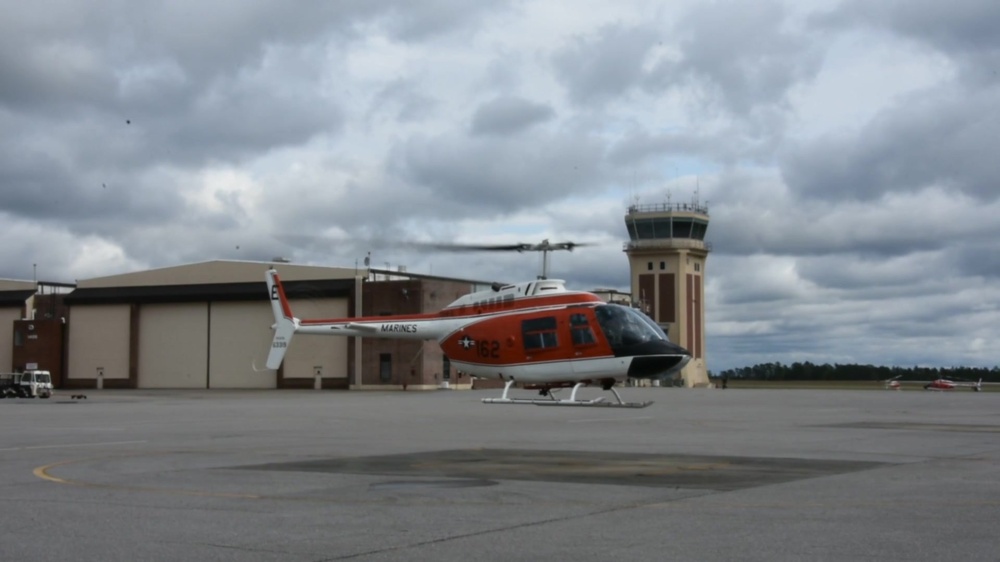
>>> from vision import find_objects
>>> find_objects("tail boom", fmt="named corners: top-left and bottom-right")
top-left (263, 269), bottom-right (459, 369)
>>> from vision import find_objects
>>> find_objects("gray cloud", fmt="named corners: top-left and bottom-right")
top-left (553, 23), bottom-right (660, 105)
top-left (370, 79), bottom-right (439, 123)
top-left (391, 132), bottom-right (608, 213)
top-left (608, 131), bottom-right (715, 166)
top-left (782, 85), bottom-right (1000, 202)
top-left (0, 1), bottom-right (373, 110)
top-left (470, 97), bottom-right (555, 136)
top-left (817, 0), bottom-right (1000, 84)
top-left (658, 0), bottom-right (823, 116)
top-left (951, 240), bottom-right (1000, 280)
top-left (379, 0), bottom-right (513, 41)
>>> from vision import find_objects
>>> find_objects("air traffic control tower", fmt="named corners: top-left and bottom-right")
top-left (624, 200), bottom-right (711, 387)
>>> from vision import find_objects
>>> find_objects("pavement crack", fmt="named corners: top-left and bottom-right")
top-left (166, 540), bottom-right (295, 556)
top-left (316, 493), bottom-right (714, 561)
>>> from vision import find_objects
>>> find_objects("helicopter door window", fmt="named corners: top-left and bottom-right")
top-left (571, 327), bottom-right (596, 345)
top-left (522, 316), bottom-right (558, 351)
top-left (569, 313), bottom-right (596, 346)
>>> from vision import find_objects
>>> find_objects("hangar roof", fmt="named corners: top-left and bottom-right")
top-left (0, 290), bottom-right (35, 307)
top-left (0, 279), bottom-right (36, 291)
top-left (63, 260), bottom-right (496, 306)
top-left (65, 260), bottom-right (359, 305)
top-left (76, 260), bottom-right (359, 289)
top-left (0, 279), bottom-right (37, 308)
top-left (65, 278), bottom-right (354, 305)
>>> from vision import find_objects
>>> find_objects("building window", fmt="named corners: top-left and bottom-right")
top-left (694, 263), bottom-right (701, 272)
top-left (379, 353), bottom-right (392, 382)
top-left (659, 261), bottom-right (665, 270)
top-left (647, 262), bottom-right (653, 271)
top-left (443, 356), bottom-right (451, 380)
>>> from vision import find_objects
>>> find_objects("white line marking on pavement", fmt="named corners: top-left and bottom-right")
top-left (0, 440), bottom-right (147, 452)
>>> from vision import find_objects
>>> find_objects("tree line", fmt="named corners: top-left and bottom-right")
top-left (712, 362), bottom-right (1000, 383)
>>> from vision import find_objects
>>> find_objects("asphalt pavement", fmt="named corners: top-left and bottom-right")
top-left (1, 386), bottom-right (998, 561)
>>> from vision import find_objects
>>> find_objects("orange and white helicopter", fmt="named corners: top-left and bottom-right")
top-left (264, 268), bottom-right (690, 408)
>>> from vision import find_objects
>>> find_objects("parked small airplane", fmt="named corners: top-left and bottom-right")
top-left (263, 269), bottom-right (690, 407)
top-left (923, 377), bottom-right (982, 391)
top-left (884, 375), bottom-right (982, 391)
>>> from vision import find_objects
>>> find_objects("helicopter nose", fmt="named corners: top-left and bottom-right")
top-left (625, 341), bottom-right (691, 379)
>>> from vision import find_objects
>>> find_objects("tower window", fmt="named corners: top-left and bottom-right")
top-left (695, 263), bottom-right (701, 272)
top-left (659, 261), bottom-right (665, 270)
top-left (647, 262), bottom-right (653, 271)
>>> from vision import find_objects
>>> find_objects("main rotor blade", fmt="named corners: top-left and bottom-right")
top-left (275, 235), bottom-right (596, 254)
top-left (421, 241), bottom-right (596, 253)
top-left (419, 242), bottom-right (532, 252)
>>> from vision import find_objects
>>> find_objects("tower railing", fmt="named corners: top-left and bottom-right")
top-left (627, 202), bottom-right (709, 215)
top-left (623, 239), bottom-right (712, 252)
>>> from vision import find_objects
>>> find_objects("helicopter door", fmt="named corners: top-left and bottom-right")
top-left (569, 312), bottom-right (606, 377)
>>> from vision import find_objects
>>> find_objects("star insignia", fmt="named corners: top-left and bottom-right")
top-left (458, 335), bottom-right (475, 350)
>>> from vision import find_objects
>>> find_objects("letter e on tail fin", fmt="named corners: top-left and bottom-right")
top-left (267, 269), bottom-right (294, 321)
top-left (265, 269), bottom-right (298, 369)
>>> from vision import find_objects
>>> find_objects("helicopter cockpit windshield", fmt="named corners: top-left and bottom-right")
top-left (593, 304), bottom-right (668, 349)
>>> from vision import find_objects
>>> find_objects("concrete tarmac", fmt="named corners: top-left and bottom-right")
top-left (1, 386), bottom-right (998, 561)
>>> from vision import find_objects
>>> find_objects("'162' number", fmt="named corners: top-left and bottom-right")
top-left (478, 340), bottom-right (500, 358)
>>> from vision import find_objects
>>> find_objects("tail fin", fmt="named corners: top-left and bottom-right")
top-left (265, 269), bottom-right (298, 369)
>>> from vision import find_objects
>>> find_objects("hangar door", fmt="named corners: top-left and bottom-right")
top-left (67, 305), bottom-right (130, 384)
top-left (0, 308), bottom-right (22, 371)
top-left (283, 298), bottom-right (349, 381)
top-left (138, 303), bottom-right (208, 388)
top-left (209, 301), bottom-right (276, 388)
top-left (136, 298), bottom-right (348, 388)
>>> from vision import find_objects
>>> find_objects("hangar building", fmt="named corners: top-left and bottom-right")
top-left (1, 278), bottom-right (39, 376)
top-left (4, 261), bottom-right (489, 391)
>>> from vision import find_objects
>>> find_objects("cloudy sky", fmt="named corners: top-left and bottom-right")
top-left (2, 0), bottom-right (998, 371)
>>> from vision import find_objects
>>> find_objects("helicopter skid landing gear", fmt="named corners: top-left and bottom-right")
top-left (482, 380), bottom-right (652, 408)
top-left (481, 380), bottom-right (555, 405)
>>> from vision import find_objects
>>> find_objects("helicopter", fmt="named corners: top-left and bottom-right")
top-left (264, 266), bottom-right (691, 408)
